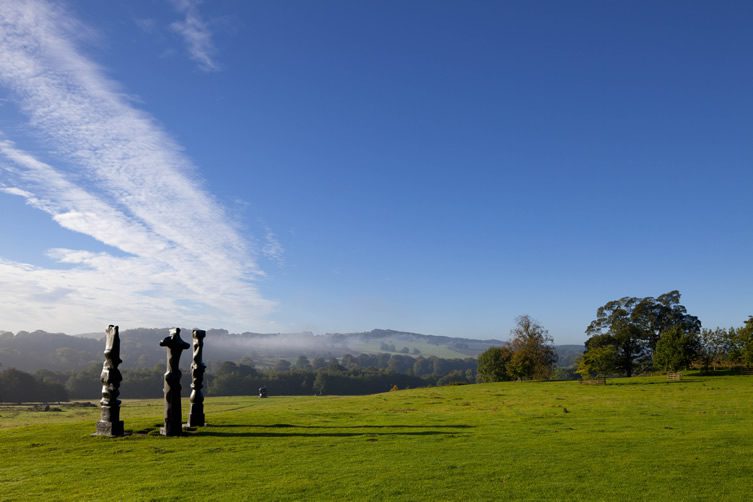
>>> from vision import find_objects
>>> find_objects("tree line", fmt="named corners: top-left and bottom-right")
top-left (0, 352), bottom-right (478, 402)
top-left (577, 290), bottom-right (753, 378)
top-left (476, 290), bottom-right (753, 383)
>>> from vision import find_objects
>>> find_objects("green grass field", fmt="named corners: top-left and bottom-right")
top-left (2, 374), bottom-right (752, 501)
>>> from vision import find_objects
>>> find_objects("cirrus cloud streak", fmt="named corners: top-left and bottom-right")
top-left (0, 0), bottom-right (275, 333)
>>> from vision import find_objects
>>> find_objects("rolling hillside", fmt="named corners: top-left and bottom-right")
top-left (0, 328), bottom-right (581, 372)
top-left (1, 374), bottom-right (751, 500)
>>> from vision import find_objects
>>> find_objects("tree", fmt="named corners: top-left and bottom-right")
top-left (356, 353), bottom-right (378, 369)
top-left (340, 354), bottom-right (359, 370)
top-left (585, 298), bottom-right (647, 376)
top-left (312, 372), bottom-right (327, 395)
top-left (698, 328), bottom-right (735, 372)
top-left (604, 322), bottom-right (645, 377)
top-left (507, 315), bottom-right (557, 380)
top-left (437, 370), bottom-right (471, 386)
top-left (64, 363), bottom-right (101, 399)
top-left (432, 357), bottom-right (451, 377)
top-left (653, 325), bottom-right (700, 372)
top-left (0, 368), bottom-right (68, 402)
top-left (735, 317), bottom-right (753, 368)
top-left (633, 291), bottom-right (702, 351)
top-left (311, 357), bottom-right (327, 370)
top-left (576, 345), bottom-right (618, 380)
top-left (412, 357), bottom-right (433, 377)
top-left (0, 368), bottom-right (39, 402)
top-left (325, 358), bottom-right (346, 373)
top-left (387, 355), bottom-right (415, 374)
top-left (274, 359), bottom-right (292, 373)
top-left (294, 355), bottom-right (312, 370)
top-left (476, 346), bottom-right (513, 383)
top-left (584, 290), bottom-right (700, 375)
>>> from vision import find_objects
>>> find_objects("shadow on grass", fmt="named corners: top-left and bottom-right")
top-left (692, 369), bottom-right (753, 377)
top-left (131, 423), bottom-right (473, 437)
top-left (608, 378), bottom-right (703, 386)
top-left (197, 430), bottom-right (460, 438)
top-left (206, 423), bottom-right (473, 429)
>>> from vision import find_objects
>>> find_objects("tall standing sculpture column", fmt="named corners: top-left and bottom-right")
top-left (187, 329), bottom-right (206, 427)
top-left (159, 328), bottom-right (190, 436)
top-left (95, 325), bottom-right (124, 436)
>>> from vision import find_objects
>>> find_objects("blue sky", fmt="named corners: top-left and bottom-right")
top-left (0, 0), bottom-right (751, 343)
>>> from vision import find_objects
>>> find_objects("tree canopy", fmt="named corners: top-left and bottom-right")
top-left (583, 290), bottom-right (700, 376)
top-left (734, 317), bottom-right (753, 367)
top-left (476, 346), bottom-right (513, 382)
top-left (508, 315), bottom-right (557, 380)
top-left (576, 344), bottom-right (618, 380)
top-left (653, 325), bottom-right (701, 372)
top-left (476, 316), bottom-right (556, 382)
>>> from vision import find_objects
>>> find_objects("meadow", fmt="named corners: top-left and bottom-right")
top-left (1, 374), bottom-right (752, 501)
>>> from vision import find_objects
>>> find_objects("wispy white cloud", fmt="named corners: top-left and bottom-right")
top-left (169, 0), bottom-right (219, 72)
top-left (0, 0), bottom-right (275, 333)
top-left (134, 17), bottom-right (157, 34)
top-left (262, 229), bottom-right (285, 266)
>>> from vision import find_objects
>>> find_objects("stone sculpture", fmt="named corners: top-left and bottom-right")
top-left (187, 329), bottom-right (206, 427)
top-left (159, 327), bottom-right (190, 436)
top-left (95, 325), bottom-right (124, 436)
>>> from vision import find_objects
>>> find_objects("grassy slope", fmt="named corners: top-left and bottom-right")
top-left (1, 375), bottom-right (752, 501)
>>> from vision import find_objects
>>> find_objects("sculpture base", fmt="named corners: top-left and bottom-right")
top-left (95, 420), bottom-right (124, 436)
top-left (187, 411), bottom-right (205, 427)
top-left (160, 424), bottom-right (184, 436)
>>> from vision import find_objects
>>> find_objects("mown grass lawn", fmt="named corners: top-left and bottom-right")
top-left (1, 374), bottom-right (752, 500)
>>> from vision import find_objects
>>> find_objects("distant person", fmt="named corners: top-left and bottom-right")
top-left (258, 387), bottom-right (268, 398)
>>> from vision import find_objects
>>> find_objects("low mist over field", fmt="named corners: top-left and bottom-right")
top-left (0, 327), bottom-right (584, 372)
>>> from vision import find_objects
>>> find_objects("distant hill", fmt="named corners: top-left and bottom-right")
top-left (553, 344), bottom-right (586, 368)
top-left (0, 328), bottom-right (582, 372)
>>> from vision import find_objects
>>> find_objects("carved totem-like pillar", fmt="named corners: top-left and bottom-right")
top-left (187, 329), bottom-right (206, 427)
top-left (95, 325), bottom-right (124, 436)
top-left (159, 327), bottom-right (190, 436)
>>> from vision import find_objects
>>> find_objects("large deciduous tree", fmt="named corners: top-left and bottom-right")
top-left (476, 316), bottom-right (556, 382)
top-left (576, 344), bottom-right (618, 380)
top-left (508, 315), bottom-right (557, 380)
top-left (476, 346), bottom-right (513, 382)
top-left (584, 290), bottom-right (700, 376)
top-left (633, 291), bottom-right (702, 351)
